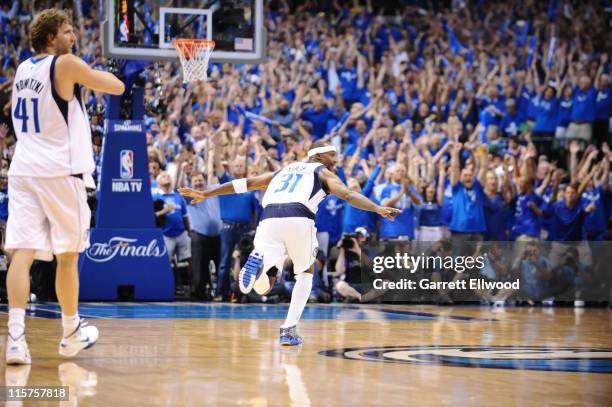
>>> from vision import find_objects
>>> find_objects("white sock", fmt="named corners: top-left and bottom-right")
top-left (282, 273), bottom-right (313, 329)
top-left (62, 313), bottom-right (80, 338)
top-left (8, 308), bottom-right (25, 339)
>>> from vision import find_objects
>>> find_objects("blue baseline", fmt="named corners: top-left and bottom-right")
top-left (0, 303), bottom-right (491, 321)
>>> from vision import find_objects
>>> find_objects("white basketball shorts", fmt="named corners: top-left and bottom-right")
top-left (253, 217), bottom-right (318, 274)
top-left (5, 175), bottom-right (91, 261)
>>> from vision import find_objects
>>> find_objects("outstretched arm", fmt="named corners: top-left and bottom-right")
top-left (450, 142), bottom-right (461, 187)
top-left (178, 172), bottom-right (275, 203)
top-left (319, 168), bottom-right (400, 220)
top-left (56, 54), bottom-right (125, 95)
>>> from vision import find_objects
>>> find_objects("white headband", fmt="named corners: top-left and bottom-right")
top-left (307, 146), bottom-right (337, 158)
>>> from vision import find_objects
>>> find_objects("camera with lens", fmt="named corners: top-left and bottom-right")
top-left (341, 233), bottom-right (359, 250)
top-left (561, 248), bottom-right (579, 267)
top-left (237, 232), bottom-right (255, 264)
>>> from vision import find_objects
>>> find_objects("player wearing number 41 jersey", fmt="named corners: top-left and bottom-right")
top-left (179, 141), bottom-right (400, 346)
top-left (5, 9), bottom-right (124, 365)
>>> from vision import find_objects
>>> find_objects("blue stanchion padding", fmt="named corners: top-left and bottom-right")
top-left (96, 120), bottom-right (155, 228)
top-left (79, 115), bottom-right (174, 301)
top-left (79, 228), bottom-right (174, 300)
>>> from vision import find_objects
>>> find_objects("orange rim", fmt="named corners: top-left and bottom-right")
top-left (172, 39), bottom-right (216, 58)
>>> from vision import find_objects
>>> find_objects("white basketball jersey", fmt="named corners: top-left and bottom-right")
top-left (262, 162), bottom-right (327, 214)
top-left (9, 55), bottom-right (94, 178)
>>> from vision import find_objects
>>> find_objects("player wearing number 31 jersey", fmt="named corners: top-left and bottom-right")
top-left (5, 9), bottom-right (124, 365)
top-left (179, 141), bottom-right (400, 346)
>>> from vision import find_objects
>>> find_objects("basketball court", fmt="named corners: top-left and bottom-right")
top-left (1, 1), bottom-right (611, 405)
top-left (1, 303), bottom-right (611, 406)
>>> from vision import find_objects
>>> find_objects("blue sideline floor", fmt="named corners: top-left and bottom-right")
top-left (0, 302), bottom-right (494, 321)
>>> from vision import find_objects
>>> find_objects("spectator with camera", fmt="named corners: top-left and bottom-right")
top-left (517, 243), bottom-right (552, 305)
top-left (277, 251), bottom-right (329, 304)
top-left (331, 228), bottom-right (381, 303)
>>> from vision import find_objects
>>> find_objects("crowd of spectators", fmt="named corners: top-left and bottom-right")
top-left (0, 0), bottom-right (610, 304)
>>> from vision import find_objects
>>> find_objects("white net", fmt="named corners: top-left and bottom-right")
top-left (172, 39), bottom-right (215, 83)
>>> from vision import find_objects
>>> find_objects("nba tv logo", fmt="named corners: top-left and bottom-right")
top-left (120, 150), bottom-right (134, 179)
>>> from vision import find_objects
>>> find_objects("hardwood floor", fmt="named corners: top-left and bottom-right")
top-left (0, 304), bottom-right (610, 406)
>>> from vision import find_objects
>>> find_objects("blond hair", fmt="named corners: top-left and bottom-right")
top-left (29, 9), bottom-right (72, 53)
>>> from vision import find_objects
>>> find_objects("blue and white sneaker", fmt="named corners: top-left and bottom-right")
top-left (239, 251), bottom-right (263, 294)
top-left (6, 334), bottom-right (31, 365)
top-left (59, 320), bottom-right (99, 358)
top-left (280, 326), bottom-right (302, 346)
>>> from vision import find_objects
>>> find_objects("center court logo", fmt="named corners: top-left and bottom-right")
top-left (85, 236), bottom-right (167, 263)
top-left (319, 346), bottom-right (612, 373)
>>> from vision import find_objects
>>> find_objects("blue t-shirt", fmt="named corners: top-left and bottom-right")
top-left (379, 183), bottom-right (416, 239)
top-left (557, 97), bottom-right (573, 127)
top-left (484, 193), bottom-right (507, 240)
top-left (342, 206), bottom-right (375, 233)
top-left (0, 189), bottom-right (8, 221)
top-left (500, 112), bottom-right (521, 137)
top-left (218, 172), bottom-right (258, 224)
top-left (595, 88), bottom-right (611, 120)
top-left (440, 181), bottom-right (453, 226)
top-left (341, 170), bottom-right (379, 233)
top-left (547, 199), bottom-right (589, 241)
top-left (337, 66), bottom-right (359, 103)
top-left (520, 256), bottom-right (551, 298)
top-left (570, 87), bottom-right (596, 122)
top-left (479, 96), bottom-right (505, 127)
top-left (450, 180), bottom-right (486, 233)
top-left (153, 191), bottom-right (188, 238)
top-left (528, 94), bottom-right (539, 121)
top-left (301, 107), bottom-right (336, 140)
top-left (517, 86), bottom-right (533, 122)
top-left (352, 14), bottom-right (371, 30)
top-left (316, 195), bottom-right (344, 244)
top-left (533, 96), bottom-right (558, 133)
top-left (584, 186), bottom-right (607, 235)
top-left (418, 202), bottom-right (442, 227)
top-left (536, 184), bottom-right (556, 241)
top-left (343, 125), bottom-right (366, 156)
top-left (511, 192), bottom-right (543, 239)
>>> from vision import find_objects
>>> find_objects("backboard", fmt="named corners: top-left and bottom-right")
top-left (103, 0), bottom-right (265, 63)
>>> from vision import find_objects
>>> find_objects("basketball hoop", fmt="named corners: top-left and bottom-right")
top-left (172, 39), bottom-right (215, 83)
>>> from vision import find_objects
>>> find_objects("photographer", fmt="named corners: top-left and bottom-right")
top-left (517, 244), bottom-right (552, 305)
top-left (230, 231), bottom-right (257, 302)
top-left (331, 228), bottom-right (380, 303)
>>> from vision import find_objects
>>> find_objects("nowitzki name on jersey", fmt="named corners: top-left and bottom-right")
top-left (14, 78), bottom-right (44, 94)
